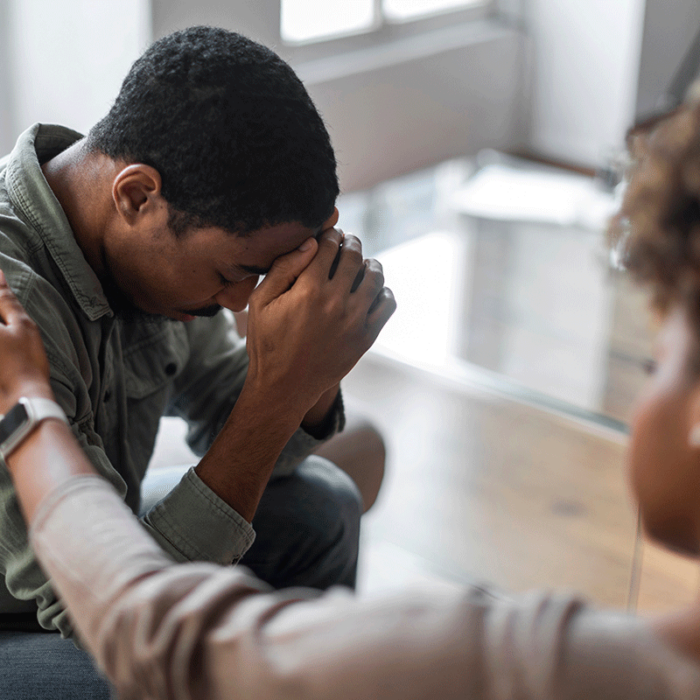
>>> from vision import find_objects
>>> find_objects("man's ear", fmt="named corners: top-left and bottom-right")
top-left (111, 164), bottom-right (164, 225)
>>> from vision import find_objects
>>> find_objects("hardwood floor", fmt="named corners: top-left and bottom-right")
top-left (343, 355), bottom-right (698, 611)
top-left (151, 356), bottom-right (698, 611)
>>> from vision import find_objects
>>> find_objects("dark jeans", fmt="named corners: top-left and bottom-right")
top-left (0, 631), bottom-right (112, 699)
top-left (0, 455), bottom-right (362, 698)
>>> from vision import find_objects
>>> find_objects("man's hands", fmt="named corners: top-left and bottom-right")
top-left (197, 220), bottom-right (394, 521)
top-left (0, 270), bottom-right (54, 414)
top-left (244, 227), bottom-right (396, 425)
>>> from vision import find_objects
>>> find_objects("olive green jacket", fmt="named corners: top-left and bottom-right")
top-left (0, 124), bottom-right (341, 637)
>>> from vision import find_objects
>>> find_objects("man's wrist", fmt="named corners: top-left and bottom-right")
top-left (302, 386), bottom-right (344, 439)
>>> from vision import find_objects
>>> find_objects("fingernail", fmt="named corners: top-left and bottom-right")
top-left (299, 238), bottom-right (314, 252)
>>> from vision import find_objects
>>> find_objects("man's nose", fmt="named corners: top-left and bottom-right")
top-left (215, 277), bottom-right (259, 312)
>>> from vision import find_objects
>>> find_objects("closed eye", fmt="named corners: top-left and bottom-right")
top-left (219, 274), bottom-right (236, 288)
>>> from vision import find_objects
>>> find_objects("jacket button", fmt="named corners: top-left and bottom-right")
top-left (165, 362), bottom-right (177, 376)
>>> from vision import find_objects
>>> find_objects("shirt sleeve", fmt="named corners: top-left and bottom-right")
top-left (168, 312), bottom-right (345, 479)
top-left (29, 476), bottom-right (700, 700)
top-left (139, 467), bottom-right (255, 564)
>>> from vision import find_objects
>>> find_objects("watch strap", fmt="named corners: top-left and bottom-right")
top-left (22, 397), bottom-right (67, 424)
top-left (0, 397), bottom-right (68, 460)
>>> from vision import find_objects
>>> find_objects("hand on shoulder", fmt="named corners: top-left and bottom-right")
top-left (0, 270), bottom-right (54, 413)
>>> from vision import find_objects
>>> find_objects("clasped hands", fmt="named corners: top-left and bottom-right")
top-left (244, 225), bottom-right (396, 422)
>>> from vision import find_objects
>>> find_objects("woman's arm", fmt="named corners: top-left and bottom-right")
top-left (0, 270), bottom-right (94, 520)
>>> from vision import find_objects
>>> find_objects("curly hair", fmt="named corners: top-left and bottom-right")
top-left (86, 26), bottom-right (338, 235)
top-left (610, 98), bottom-right (700, 333)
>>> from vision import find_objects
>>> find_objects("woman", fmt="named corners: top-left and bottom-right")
top-left (3, 104), bottom-right (700, 698)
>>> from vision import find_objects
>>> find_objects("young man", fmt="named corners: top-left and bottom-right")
top-left (0, 26), bottom-right (395, 697)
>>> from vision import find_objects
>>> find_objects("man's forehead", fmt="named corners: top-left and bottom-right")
top-left (221, 222), bottom-right (323, 277)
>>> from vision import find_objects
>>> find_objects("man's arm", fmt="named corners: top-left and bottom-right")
top-left (195, 229), bottom-right (395, 521)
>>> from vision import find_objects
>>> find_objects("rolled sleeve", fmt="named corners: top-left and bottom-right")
top-left (141, 467), bottom-right (255, 565)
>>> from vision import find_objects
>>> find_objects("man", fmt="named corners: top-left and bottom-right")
top-left (0, 26), bottom-right (395, 697)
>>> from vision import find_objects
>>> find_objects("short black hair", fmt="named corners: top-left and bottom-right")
top-left (87, 26), bottom-right (338, 235)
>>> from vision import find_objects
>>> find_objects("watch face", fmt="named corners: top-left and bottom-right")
top-left (0, 403), bottom-right (29, 445)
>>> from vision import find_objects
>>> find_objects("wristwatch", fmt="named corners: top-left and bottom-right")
top-left (0, 397), bottom-right (68, 461)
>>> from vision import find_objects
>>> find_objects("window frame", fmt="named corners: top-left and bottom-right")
top-left (279, 0), bottom-right (498, 64)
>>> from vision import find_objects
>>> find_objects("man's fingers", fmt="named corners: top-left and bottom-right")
top-left (252, 237), bottom-right (318, 307)
top-left (354, 258), bottom-right (384, 299)
top-left (366, 287), bottom-right (397, 337)
top-left (325, 234), bottom-right (366, 289)
top-left (312, 227), bottom-right (344, 279)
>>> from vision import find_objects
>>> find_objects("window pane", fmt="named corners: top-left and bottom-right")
top-left (281, 0), bottom-right (375, 43)
top-left (383, 0), bottom-right (483, 22)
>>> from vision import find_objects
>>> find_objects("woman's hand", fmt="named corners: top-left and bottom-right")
top-left (0, 270), bottom-right (53, 413)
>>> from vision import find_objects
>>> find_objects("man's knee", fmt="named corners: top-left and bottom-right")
top-left (313, 414), bottom-right (386, 512)
top-left (295, 456), bottom-right (363, 589)
top-left (295, 456), bottom-right (363, 555)
top-left (242, 456), bottom-right (362, 590)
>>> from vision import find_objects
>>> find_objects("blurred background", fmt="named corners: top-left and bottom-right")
top-left (3, 0), bottom-right (700, 610)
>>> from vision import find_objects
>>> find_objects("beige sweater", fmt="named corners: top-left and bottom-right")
top-left (30, 476), bottom-right (700, 699)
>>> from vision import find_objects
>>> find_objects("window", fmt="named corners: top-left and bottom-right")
top-left (384, 0), bottom-right (484, 22)
top-left (281, 0), bottom-right (489, 45)
top-left (281, 0), bottom-right (376, 44)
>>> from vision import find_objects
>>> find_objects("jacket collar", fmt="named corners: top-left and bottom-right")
top-left (6, 123), bottom-right (113, 321)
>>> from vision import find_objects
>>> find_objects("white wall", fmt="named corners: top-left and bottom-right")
top-left (152, 0), bottom-right (279, 46)
top-left (7, 1), bottom-right (696, 185)
top-left (0, 0), bottom-right (150, 152)
top-left (1, 0), bottom-right (528, 192)
top-left (523, 0), bottom-right (646, 168)
top-left (296, 23), bottom-right (526, 191)
top-left (0, 0), bottom-right (15, 155)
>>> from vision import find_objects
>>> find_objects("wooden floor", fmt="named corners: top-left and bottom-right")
top-left (152, 357), bottom-right (699, 612)
top-left (344, 355), bottom-right (699, 612)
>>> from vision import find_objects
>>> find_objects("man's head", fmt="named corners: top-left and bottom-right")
top-left (87, 26), bottom-right (338, 236)
top-left (77, 26), bottom-right (339, 319)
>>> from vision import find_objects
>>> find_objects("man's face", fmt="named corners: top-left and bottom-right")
top-left (100, 218), bottom-right (329, 321)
